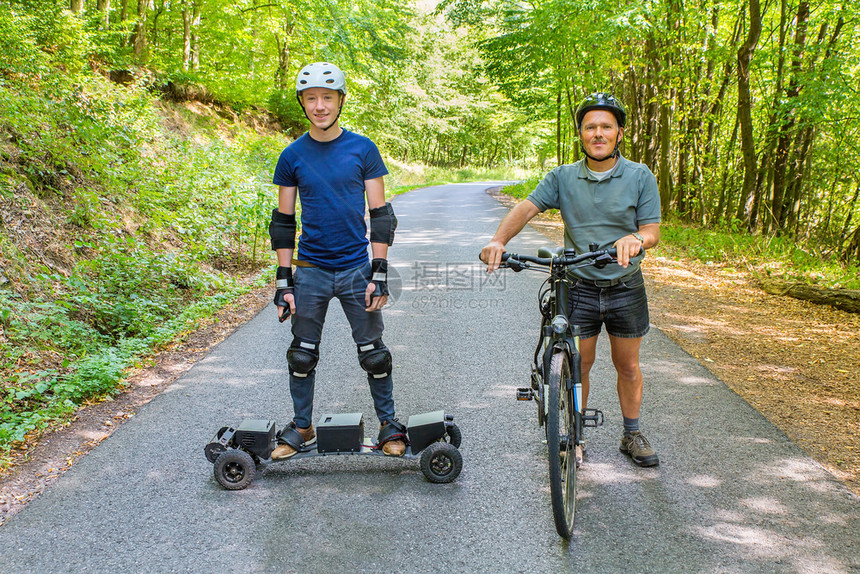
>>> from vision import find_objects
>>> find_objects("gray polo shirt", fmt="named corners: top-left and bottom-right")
top-left (526, 155), bottom-right (661, 281)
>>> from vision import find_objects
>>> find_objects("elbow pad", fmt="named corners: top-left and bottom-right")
top-left (269, 209), bottom-right (297, 250)
top-left (369, 202), bottom-right (397, 246)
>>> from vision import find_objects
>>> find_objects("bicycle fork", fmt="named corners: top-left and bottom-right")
top-left (568, 350), bottom-right (604, 443)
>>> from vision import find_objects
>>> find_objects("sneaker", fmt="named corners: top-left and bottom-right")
top-left (271, 424), bottom-right (316, 460)
top-left (619, 431), bottom-right (659, 467)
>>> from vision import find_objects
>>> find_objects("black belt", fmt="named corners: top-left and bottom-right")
top-left (571, 269), bottom-right (640, 288)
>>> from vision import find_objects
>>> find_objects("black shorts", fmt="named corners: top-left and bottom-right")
top-left (567, 268), bottom-right (650, 339)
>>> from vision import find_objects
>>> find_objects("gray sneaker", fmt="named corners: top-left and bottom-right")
top-left (619, 431), bottom-right (659, 467)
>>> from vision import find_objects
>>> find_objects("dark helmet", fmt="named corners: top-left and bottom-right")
top-left (575, 92), bottom-right (627, 130)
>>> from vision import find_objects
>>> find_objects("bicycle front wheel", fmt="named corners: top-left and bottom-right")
top-left (547, 349), bottom-right (576, 538)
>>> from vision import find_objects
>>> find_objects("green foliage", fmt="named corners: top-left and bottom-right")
top-left (385, 161), bottom-right (530, 193)
top-left (0, 283), bottom-right (254, 446)
top-left (441, 0), bottom-right (860, 266)
top-left (0, 6), bottom-right (49, 76)
top-left (657, 222), bottom-right (860, 290)
top-left (63, 237), bottom-right (222, 339)
top-left (267, 90), bottom-right (305, 127)
top-left (0, 8), bottom-right (296, 457)
top-left (500, 176), bottom-right (542, 200)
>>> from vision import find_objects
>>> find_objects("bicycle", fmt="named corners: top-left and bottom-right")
top-left (489, 244), bottom-right (626, 539)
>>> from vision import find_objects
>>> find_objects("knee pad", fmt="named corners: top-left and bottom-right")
top-left (358, 339), bottom-right (392, 379)
top-left (287, 338), bottom-right (319, 378)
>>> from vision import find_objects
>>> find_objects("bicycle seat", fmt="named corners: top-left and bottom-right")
top-left (537, 246), bottom-right (565, 258)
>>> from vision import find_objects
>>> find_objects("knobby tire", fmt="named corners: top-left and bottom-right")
top-left (547, 350), bottom-right (576, 538)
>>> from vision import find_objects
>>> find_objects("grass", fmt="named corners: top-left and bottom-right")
top-left (656, 221), bottom-right (860, 290)
top-left (0, 271), bottom-right (268, 467)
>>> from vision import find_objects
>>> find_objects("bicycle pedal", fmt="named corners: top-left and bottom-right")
top-left (516, 387), bottom-right (533, 401)
top-left (582, 408), bottom-right (604, 427)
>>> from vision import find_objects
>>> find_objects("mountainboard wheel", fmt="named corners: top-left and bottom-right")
top-left (420, 442), bottom-right (462, 484)
top-left (214, 449), bottom-right (256, 490)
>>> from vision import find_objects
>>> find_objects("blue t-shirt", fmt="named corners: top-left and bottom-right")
top-left (272, 129), bottom-right (388, 270)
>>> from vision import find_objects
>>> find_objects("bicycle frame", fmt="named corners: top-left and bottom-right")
top-left (509, 247), bottom-right (612, 444)
top-left (497, 246), bottom-right (622, 538)
top-left (533, 253), bottom-right (584, 447)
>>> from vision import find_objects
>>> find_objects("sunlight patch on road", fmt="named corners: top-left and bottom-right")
top-left (740, 496), bottom-right (789, 515)
top-left (686, 474), bottom-right (722, 488)
top-left (581, 462), bottom-right (657, 485)
top-left (677, 375), bottom-right (721, 386)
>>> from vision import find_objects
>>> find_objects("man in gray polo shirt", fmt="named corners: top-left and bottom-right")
top-left (481, 92), bottom-right (661, 467)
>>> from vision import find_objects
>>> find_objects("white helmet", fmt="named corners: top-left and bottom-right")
top-left (295, 62), bottom-right (347, 96)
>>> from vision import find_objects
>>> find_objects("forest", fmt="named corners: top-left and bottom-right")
top-left (1, 0), bottom-right (859, 459)
top-left (5, 0), bottom-right (860, 256)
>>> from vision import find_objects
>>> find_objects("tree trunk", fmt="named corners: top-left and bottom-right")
top-left (844, 226), bottom-right (860, 266)
top-left (784, 16), bottom-right (843, 237)
top-left (642, 34), bottom-right (660, 172)
top-left (556, 91), bottom-right (562, 167)
top-left (690, 5), bottom-right (719, 223)
top-left (151, 0), bottom-right (165, 48)
top-left (97, 0), bottom-right (110, 26)
top-left (756, 0), bottom-right (788, 235)
top-left (771, 1), bottom-right (809, 231)
top-left (191, 2), bottom-right (201, 71)
top-left (716, 111), bottom-right (739, 222)
top-left (71, 0), bottom-right (84, 12)
top-left (735, 0), bottom-right (762, 229)
top-left (133, 0), bottom-right (148, 59)
top-left (182, 5), bottom-right (191, 71)
top-left (838, 183), bottom-right (860, 256)
top-left (658, 98), bottom-right (671, 216)
top-left (761, 279), bottom-right (860, 314)
top-left (274, 13), bottom-right (294, 90)
top-left (625, 65), bottom-right (641, 162)
top-left (785, 126), bottom-right (814, 234)
top-left (675, 82), bottom-right (689, 218)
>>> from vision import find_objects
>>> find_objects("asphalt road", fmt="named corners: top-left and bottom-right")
top-left (1, 183), bottom-right (858, 573)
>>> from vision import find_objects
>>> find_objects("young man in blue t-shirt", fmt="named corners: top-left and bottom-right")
top-left (267, 62), bottom-right (406, 459)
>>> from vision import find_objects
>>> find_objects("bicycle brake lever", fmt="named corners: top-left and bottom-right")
top-left (504, 258), bottom-right (526, 272)
top-left (593, 253), bottom-right (614, 269)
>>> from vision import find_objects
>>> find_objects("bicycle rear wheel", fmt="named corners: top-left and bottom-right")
top-left (547, 349), bottom-right (576, 538)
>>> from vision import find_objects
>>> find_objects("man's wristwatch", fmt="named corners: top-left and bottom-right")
top-left (631, 231), bottom-right (645, 244)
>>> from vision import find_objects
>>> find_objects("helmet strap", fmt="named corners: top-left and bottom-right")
top-left (578, 132), bottom-right (621, 165)
top-left (321, 101), bottom-right (343, 131)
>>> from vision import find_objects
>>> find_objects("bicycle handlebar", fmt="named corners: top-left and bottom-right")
top-left (479, 246), bottom-right (643, 272)
top-left (499, 248), bottom-right (620, 268)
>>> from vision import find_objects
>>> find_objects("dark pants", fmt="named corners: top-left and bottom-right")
top-left (289, 262), bottom-right (394, 428)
